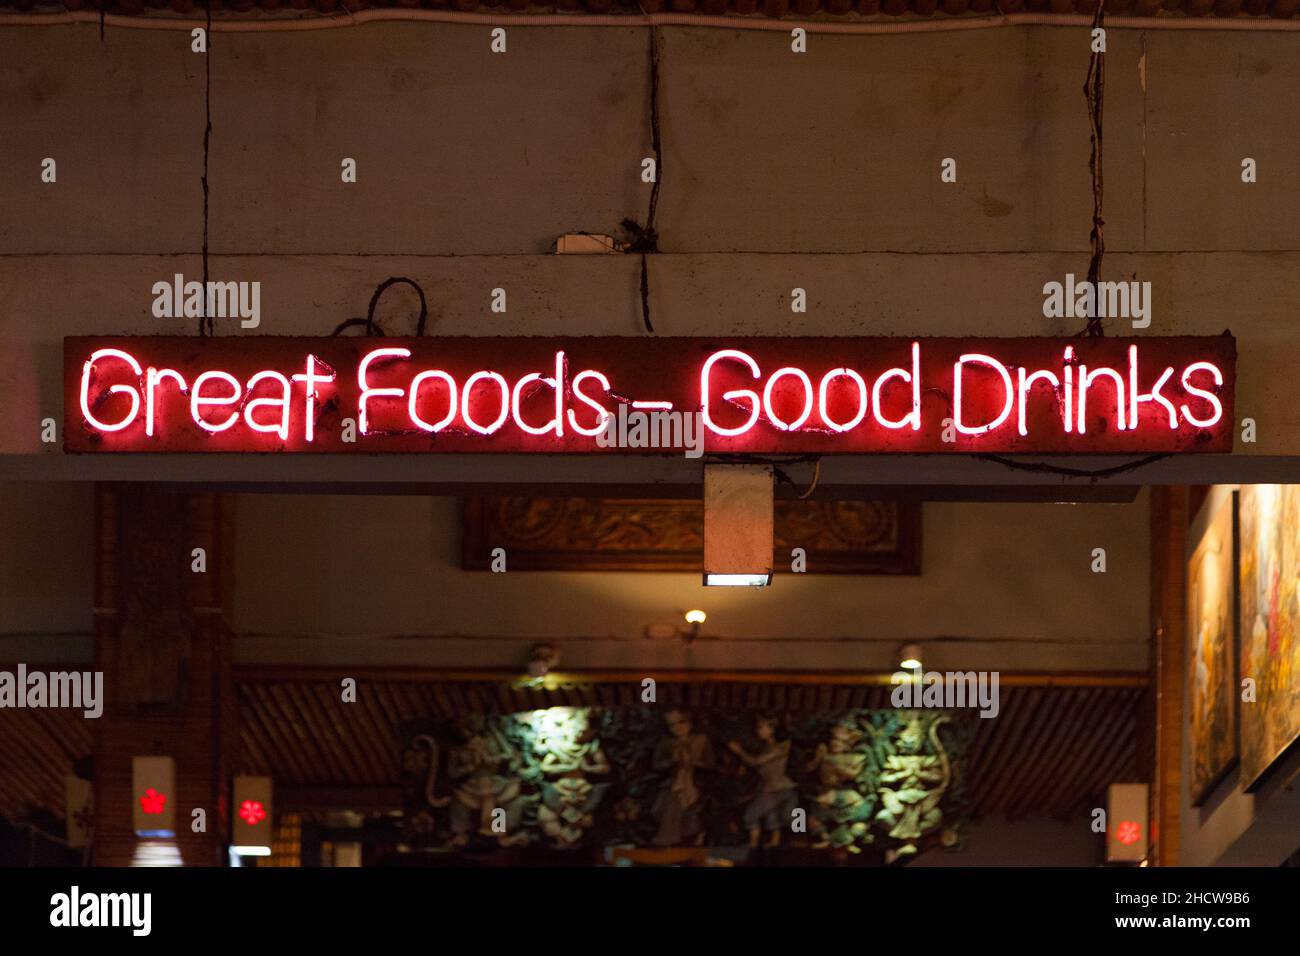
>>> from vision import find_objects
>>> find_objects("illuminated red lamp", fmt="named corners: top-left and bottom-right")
top-left (1106, 783), bottom-right (1149, 863)
top-left (232, 776), bottom-right (273, 858)
top-left (132, 757), bottom-right (176, 838)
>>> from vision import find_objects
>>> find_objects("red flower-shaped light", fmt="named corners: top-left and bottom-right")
top-left (139, 788), bottom-right (167, 815)
top-left (1114, 820), bottom-right (1142, 846)
top-left (239, 799), bottom-right (266, 825)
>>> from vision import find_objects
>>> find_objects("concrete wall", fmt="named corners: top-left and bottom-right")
top-left (1, 23), bottom-right (1300, 483)
top-left (230, 491), bottom-right (1150, 671)
top-left (0, 482), bottom-right (94, 662)
top-left (0, 484), bottom-right (1151, 673)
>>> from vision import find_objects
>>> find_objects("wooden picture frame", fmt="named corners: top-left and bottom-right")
top-left (1238, 485), bottom-right (1300, 792)
top-left (1187, 489), bottom-right (1239, 806)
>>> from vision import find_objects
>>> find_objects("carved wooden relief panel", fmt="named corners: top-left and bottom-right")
top-left (399, 708), bottom-right (970, 861)
top-left (463, 497), bottom-right (921, 574)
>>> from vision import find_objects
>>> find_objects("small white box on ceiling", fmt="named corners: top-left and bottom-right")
top-left (703, 464), bottom-right (773, 587)
top-left (554, 233), bottom-right (625, 255)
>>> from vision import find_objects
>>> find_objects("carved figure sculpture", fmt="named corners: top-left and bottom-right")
top-left (528, 707), bottom-right (611, 848)
top-left (727, 715), bottom-right (798, 848)
top-left (806, 719), bottom-right (875, 849)
top-left (875, 714), bottom-right (951, 857)
top-left (446, 715), bottom-right (531, 847)
top-left (651, 709), bottom-right (714, 846)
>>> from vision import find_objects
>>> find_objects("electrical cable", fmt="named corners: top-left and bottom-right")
top-left (621, 25), bottom-right (662, 334)
top-left (331, 276), bottom-right (430, 336)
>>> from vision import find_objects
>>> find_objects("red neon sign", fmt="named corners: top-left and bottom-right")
top-left (239, 800), bottom-right (266, 825)
top-left (64, 335), bottom-right (1235, 454)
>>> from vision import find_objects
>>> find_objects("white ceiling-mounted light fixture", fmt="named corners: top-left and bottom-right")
top-left (898, 643), bottom-right (924, 671)
top-left (703, 464), bottom-right (773, 588)
top-left (527, 643), bottom-right (560, 683)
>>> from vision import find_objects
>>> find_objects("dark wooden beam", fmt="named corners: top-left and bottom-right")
top-left (92, 485), bottom-right (235, 867)
top-left (1150, 486), bottom-right (1188, 866)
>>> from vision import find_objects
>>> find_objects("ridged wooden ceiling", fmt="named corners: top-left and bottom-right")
top-left (0, 672), bottom-right (1146, 824)
top-left (0, 703), bottom-right (93, 821)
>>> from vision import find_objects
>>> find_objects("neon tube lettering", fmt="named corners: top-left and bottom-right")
top-left (568, 370), bottom-right (612, 437)
top-left (762, 367), bottom-right (814, 432)
top-left (1016, 367), bottom-right (1060, 438)
top-left (1127, 345), bottom-right (1177, 429)
top-left (701, 349), bottom-right (761, 437)
top-left (243, 370), bottom-right (293, 441)
top-left (358, 347), bottom-right (410, 436)
top-left (1180, 361), bottom-right (1224, 428)
top-left (80, 348), bottom-right (142, 433)
top-left (818, 368), bottom-right (868, 433)
top-left (1077, 365), bottom-right (1127, 433)
top-left (409, 370), bottom-right (458, 433)
top-left (145, 366), bottom-right (187, 437)
top-left (509, 352), bottom-right (565, 437)
top-left (954, 353), bottom-right (1013, 436)
top-left (291, 354), bottom-right (336, 443)
top-left (872, 342), bottom-right (922, 431)
top-left (461, 370), bottom-right (510, 435)
top-left (190, 371), bottom-right (242, 433)
top-left (1063, 346), bottom-right (1075, 434)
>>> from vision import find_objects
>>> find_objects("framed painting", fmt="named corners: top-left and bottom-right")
top-left (1238, 485), bottom-right (1300, 791)
top-left (1187, 491), bottom-right (1238, 805)
top-left (462, 497), bottom-right (921, 574)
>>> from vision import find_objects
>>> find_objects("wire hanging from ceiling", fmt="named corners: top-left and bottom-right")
top-left (621, 25), bottom-right (663, 334)
top-left (980, 2), bottom-right (1171, 482)
top-left (199, 0), bottom-right (214, 336)
top-left (1080, 0), bottom-right (1106, 339)
top-left (330, 276), bottom-right (430, 337)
